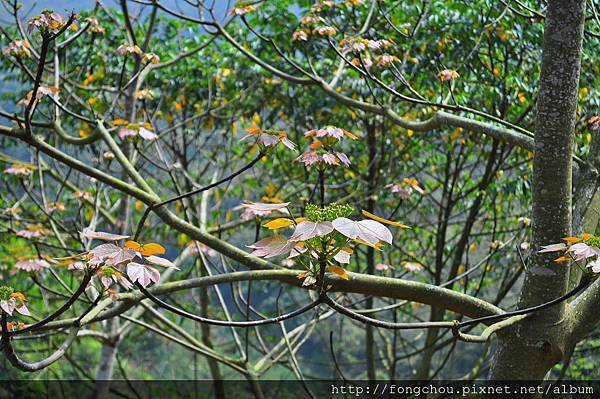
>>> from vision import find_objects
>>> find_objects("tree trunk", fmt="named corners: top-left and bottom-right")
top-left (365, 121), bottom-right (378, 380)
top-left (490, 0), bottom-right (586, 379)
top-left (92, 319), bottom-right (121, 399)
top-left (414, 308), bottom-right (443, 379)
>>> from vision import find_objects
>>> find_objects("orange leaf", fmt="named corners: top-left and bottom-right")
top-left (554, 256), bottom-right (571, 263)
top-left (124, 240), bottom-right (141, 251)
top-left (296, 271), bottom-right (310, 279)
top-left (111, 119), bottom-right (129, 125)
top-left (342, 129), bottom-right (358, 140)
top-left (11, 292), bottom-right (26, 301)
top-left (562, 236), bottom-right (581, 244)
top-left (141, 243), bottom-right (166, 256)
top-left (261, 196), bottom-right (284, 203)
top-left (328, 265), bottom-right (349, 280)
top-left (581, 233), bottom-right (594, 240)
top-left (245, 126), bottom-right (262, 135)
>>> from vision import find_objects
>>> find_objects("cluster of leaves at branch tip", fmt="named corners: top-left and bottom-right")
top-left (540, 233), bottom-right (600, 274)
top-left (305, 203), bottom-right (354, 222)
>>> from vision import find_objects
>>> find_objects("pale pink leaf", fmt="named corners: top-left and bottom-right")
top-left (15, 304), bottom-right (31, 316)
top-left (0, 299), bottom-right (15, 315)
top-left (127, 262), bottom-right (160, 288)
top-left (145, 255), bottom-right (179, 269)
top-left (241, 202), bottom-right (290, 212)
top-left (290, 221), bottom-right (334, 241)
top-left (333, 250), bottom-right (351, 264)
top-left (332, 218), bottom-right (393, 245)
top-left (539, 243), bottom-right (567, 253)
top-left (82, 230), bottom-right (130, 241)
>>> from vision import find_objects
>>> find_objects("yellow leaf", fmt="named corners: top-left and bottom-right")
top-left (497, 28), bottom-right (506, 42)
top-left (457, 263), bottom-right (465, 285)
top-left (265, 183), bottom-right (277, 197)
top-left (361, 210), bottom-right (410, 228)
top-left (203, 116), bottom-right (214, 129)
top-left (177, 233), bottom-right (188, 247)
top-left (252, 112), bottom-right (261, 126)
top-left (354, 239), bottom-right (384, 250)
top-left (294, 217), bottom-right (309, 223)
top-left (450, 127), bottom-right (463, 141)
top-left (111, 119), bottom-right (129, 125)
top-left (263, 218), bottom-right (293, 229)
top-left (469, 243), bottom-right (476, 253)
top-left (328, 265), bottom-right (349, 280)
top-left (135, 200), bottom-right (143, 211)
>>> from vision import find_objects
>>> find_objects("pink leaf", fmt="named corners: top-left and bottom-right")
top-left (127, 262), bottom-right (160, 288)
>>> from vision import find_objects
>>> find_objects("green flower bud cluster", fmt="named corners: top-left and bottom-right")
top-left (306, 203), bottom-right (354, 222)
top-left (584, 236), bottom-right (600, 248)
top-left (102, 267), bottom-right (116, 277)
top-left (0, 286), bottom-right (14, 301)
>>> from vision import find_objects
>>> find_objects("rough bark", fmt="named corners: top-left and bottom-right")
top-left (490, 0), bottom-right (586, 380)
